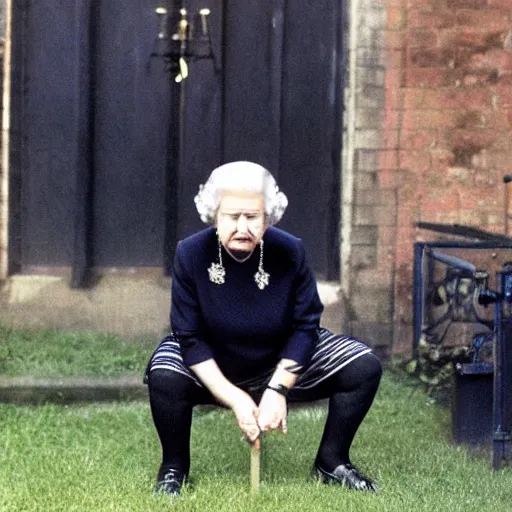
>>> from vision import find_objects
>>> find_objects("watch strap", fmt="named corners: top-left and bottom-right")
top-left (266, 383), bottom-right (290, 397)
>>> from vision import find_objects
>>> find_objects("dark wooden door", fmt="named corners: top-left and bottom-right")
top-left (12, 0), bottom-right (344, 282)
top-left (173, 0), bottom-right (344, 279)
top-left (13, 0), bottom-right (172, 280)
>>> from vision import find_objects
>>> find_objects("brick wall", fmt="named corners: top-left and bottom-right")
top-left (345, 0), bottom-right (512, 355)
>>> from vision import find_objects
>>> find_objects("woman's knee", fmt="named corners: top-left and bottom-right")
top-left (148, 369), bottom-right (193, 396)
top-left (364, 352), bottom-right (383, 383)
top-left (332, 352), bottom-right (383, 391)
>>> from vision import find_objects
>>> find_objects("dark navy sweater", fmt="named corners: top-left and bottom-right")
top-left (170, 226), bottom-right (324, 382)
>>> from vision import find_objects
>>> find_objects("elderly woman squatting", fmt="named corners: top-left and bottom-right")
top-left (145, 161), bottom-right (382, 496)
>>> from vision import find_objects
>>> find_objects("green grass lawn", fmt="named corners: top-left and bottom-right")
top-left (1, 375), bottom-right (511, 512)
top-left (0, 325), bottom-right (152, 378)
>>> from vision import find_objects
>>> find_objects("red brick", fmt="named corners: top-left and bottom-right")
top-left (449, 129), bottom-right (497, 152)
top-left (405, 67), bottom-right (447, 87)
top-left (496, 82), bottom-right (512, 107)
top-left (487, 151), bottom-right (512, 169)
top-left (487, 132), bottom-right (512, 152)
top-left (396, 225), bottom-right (419, 247)
top-left (488, 0), bottom-right (512, 7)
top-left (378, 150), bottom-right (400, 170)
top-left (385, 30), bottom-right (406, 50)
top-left (385, 68), bottom-right (403, 91)
top-left (406, 28), bottom-right (438, 48)
top-left (462, 73), bottom-right (492, 86)
top-left (460, 186), bottom-right (501, 209)
top-left (403, 109), bottom-right (458, 130)
top-left (379, 168), bottom-right (395, 188)
top-left (474, 168), bottom-right (499, 187)
top-left (405, 0), bottom-right (434, 12)
top-left (445, 165), bottom-right (471, 183)
top-left (407, 87), bottom-right (491, 110)
top-left (385, 87), bottom-right (403, 111)
top-left (383, 129), bottom-right (400, 149)
top-left (388, 6), bottom-right (406, 31)
top-left (383, 109), bottom-right (401, 131)
top-left (438, 27), bottom-right (500, 50)
top-left (459, 211), bottom-right (504, 230)
top-left (456, 9), bottom-right (509, 30)
top-left (407, 47), bottom-right (455, 68)
top-left (387, 49), bottom-right (405, 69)
top-left (447, 0), bottom-right (490, 8)
top-left (468, 49), bottom-right (511, 72)
top-left (499, 72), bottom-right (512, 85)
top-left (407, 8), bottom-right (457, 29)
top-left (481, 222), bottom-right (507, 233)
top-left (400, 129), bottom-right (438, 150)
top-left (378, 226), bottom-right (398, 247)
top-left (378, 169), bottom-right (412, 189)
top-left (454, 108), bottom-right (492, 129)
top-left (430, 148), bottom-right (456, 168)
top-left (397, 183), bottom-right (424, 207)
top-left (396, 206), bottom-right (421, 228)
top-left (403, 88), bottom-right (426, 110)
top-left (421, 207), bottom-right (461, 225)
top-left (399, 149), bottom-right (431, 172)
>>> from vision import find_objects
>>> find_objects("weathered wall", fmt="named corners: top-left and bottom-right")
top-left (343, 0), bottom-right (395, 354)
top-left (344, 0), bottom-right (512, 355)
top-left (0, 1), bottom-right (6, 281)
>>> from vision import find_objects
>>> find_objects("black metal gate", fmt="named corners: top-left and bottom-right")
top-left (9, 0), bottom-right (345, 284)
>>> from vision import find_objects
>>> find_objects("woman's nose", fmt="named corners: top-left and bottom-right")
top-left (237, 214), bottom-right (249, 232)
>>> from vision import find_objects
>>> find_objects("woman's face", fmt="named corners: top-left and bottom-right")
top-left (216, 192), bottom-right (267, 256)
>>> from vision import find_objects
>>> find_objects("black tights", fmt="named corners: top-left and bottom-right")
top-left (148, 352), bottom-right (382, 478)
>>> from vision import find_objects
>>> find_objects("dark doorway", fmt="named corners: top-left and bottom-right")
top-left (10, 0), bottom-right (345, 283)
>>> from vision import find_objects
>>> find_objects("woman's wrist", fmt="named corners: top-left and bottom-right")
top-left (268, 358), bottom-right (299, 391)
top-left (266, 383), bottom-right (289, 397)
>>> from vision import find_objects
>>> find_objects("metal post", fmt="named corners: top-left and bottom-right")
top-left (492, 269), bottom-right (512, 469)
top-left (412, 243), bottom-right (425, 357)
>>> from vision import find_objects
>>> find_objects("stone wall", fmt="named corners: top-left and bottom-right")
top-left (343, 0), bottom-right (395, 354)
top-left (0, 0), bottom-right (6, 282)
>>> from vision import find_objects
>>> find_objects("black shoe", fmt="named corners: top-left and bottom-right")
top-left (154, 468), bottom-right (185, 496)
top-left (313, 463), bottom-right (377, 492)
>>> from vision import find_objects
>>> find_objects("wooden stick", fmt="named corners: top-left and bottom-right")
top-left (250, 436), bottom-right (261, 494)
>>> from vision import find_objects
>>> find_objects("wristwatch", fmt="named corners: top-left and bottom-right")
top-left (266, 383), bottom-right (290, 397)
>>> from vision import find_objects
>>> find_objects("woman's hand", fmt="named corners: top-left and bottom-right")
top-left (257, 388), bottom-right (287, 433)
top-left (229, 388), bottom-right (261, 442)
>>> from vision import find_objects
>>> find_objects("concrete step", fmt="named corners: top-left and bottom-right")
top-left (0, 375), bottom-right (147, 404)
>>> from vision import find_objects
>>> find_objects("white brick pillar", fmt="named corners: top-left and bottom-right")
top-left (0, 0), bottom-right (11, 280)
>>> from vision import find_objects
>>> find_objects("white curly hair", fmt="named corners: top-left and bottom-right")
top-left (194, 161), bottom-right (288, 225)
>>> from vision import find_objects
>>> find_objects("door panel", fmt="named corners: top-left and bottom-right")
top-left (279, 0), bottom-right (342, 277)
top-left (223, 0), bottom-right (276, 168)
top-left (93, 0), bottom-right (171, 266)
top-left (22, 1), bottom-right (78, 266)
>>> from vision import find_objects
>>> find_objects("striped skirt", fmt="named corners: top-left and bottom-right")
top-left (146, 327), bottom-right (372, 391)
